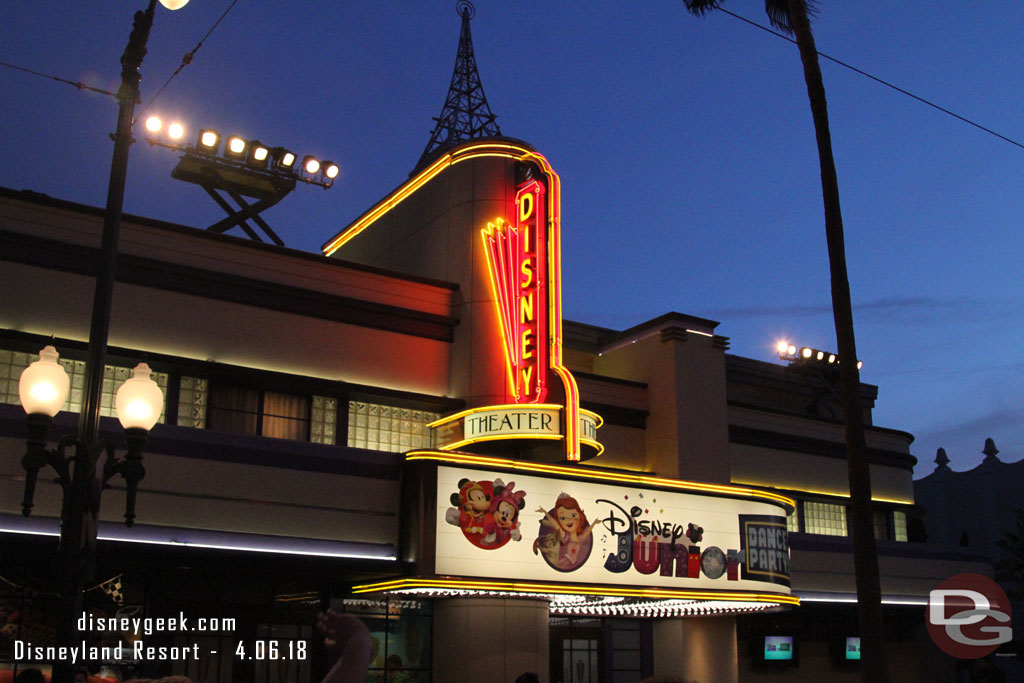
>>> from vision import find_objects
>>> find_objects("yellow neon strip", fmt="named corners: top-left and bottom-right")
top-left (406, 451), bottom-right (795, 509)
top-left (439, 433), bottom-right (564, 451)
top-left (579, 408), bottom-right (604, 429)
top-left (350, 578), bottom-right (799, 605)
top-left (730, 480), bottom-right (914, 505)
top-left (323, 142), bottom-right (537, 256)
top-left (580, 438), bottom-right (605, 457)
top-left (480, 221), bottom-right (521, 398)
top-left (427, 403), bottom-right (565, 429)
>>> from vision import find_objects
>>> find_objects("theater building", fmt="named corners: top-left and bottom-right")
top-left (0, 8), bottom-right (989, 683)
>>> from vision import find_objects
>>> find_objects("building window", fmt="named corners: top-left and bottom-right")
top-left (178, 377), bottom-right (338, 445)
top-left (177, 376), bottom-right (208, 428)
top-left (803, 501), bottom-right (847, 536)
top-left (347, 402), bottom-right (437, 452)
top-left (0, 348), bottom-right (168, 423)
top-left (873, 511), bottom-right (890, 540)
top-left (310, 395), bottom-right (339, 445)
top-left (787, 505), bottom-right (800, 534)
top-left (893, 510), bottom-right (908, 542)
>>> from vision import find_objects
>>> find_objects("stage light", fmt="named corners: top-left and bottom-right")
top-left (302, 156), bottom-right (320, 174)
top-left (145, 116), bottom-right (162, 133)
top-left (247, 140), bottom-right (270, 169)
top-left (776, 341), bottom-right (790, 355)
top-left (322, 161), bottom-right (340, 180)
top-left (801, 347), bottom-right (813, 359)
top-left (226, 136), bottom-right (247, 159)
top-left (167, 122), bottom-right (184, 140)
top-left (827, 354), bottom-right (836, 364)
top-left (197, 129), bottom-right (220, 154)
top-left (272, 147), bottom-right (296, 170)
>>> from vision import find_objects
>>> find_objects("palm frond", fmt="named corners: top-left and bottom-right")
top-left (684, 0), bottom-right (724, 18)
top-left (764, 0), bottom-right (819, 34)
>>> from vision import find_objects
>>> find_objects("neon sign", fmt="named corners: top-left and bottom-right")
top-left (482, 179), bottom-right (549, 403)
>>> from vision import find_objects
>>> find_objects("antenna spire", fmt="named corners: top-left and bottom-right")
top-left (414, 1), bottom-right (502, 172)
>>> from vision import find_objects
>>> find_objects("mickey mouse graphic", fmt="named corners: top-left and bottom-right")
top-left (444, 477), bottom-right (526, 549)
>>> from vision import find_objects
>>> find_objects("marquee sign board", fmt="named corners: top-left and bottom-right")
top-left (435, 465), bottom-right (791, 594)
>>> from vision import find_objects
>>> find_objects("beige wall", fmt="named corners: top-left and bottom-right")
top-left (432, 597), bottom-right (549, 683)
top-left (652, 616), bottom-right (738, 683)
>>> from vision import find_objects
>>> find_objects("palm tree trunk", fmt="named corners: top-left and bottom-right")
top-left (785, 1), bottom-right (889, 681)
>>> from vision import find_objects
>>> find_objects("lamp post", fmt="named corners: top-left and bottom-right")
top-left (17, 2), bottom-right (186, 681)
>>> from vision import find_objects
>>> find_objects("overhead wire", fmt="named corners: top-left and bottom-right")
top-left (717, 7), bottom-right (1024, 152)
top-left (137, 0), bottom-right (241, 118)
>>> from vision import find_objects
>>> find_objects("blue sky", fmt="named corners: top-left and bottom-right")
top-left (2, 2), bottom-right (1021, 477)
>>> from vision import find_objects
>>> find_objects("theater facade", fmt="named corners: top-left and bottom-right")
top-left (0, 131), bottom-right (990, 683)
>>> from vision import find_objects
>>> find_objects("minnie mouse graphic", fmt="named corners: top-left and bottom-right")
top-left (444, 478), bottom-right (527, 549)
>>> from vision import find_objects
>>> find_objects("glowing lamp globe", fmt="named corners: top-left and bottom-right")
top-left (19, 346), bottom-right (70, 417)
top-left (158, 0), bottom-right (190, 9)
top-left (115, 363), bottom-right (164, 431)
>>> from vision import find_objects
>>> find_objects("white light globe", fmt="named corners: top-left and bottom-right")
top-left (19, 346), bottom-right (70, 417)
top-left (115, 363), bottom-right (164, 431)
top-left (158, 0), bottom-right (190, 10)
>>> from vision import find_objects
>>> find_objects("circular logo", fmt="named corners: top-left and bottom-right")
top-left (926, 573), bottom-right (1012, 659)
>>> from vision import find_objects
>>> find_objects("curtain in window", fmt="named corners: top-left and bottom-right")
top-left (263, 391), bottom-right (310, 440)
top-left (207, 385), bottom-right (259, 435)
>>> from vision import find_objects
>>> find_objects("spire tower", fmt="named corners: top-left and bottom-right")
top-left (414, 1), bottom-right (502, 172)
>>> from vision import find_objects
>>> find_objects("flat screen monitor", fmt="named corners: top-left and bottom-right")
top-left (845, 636), bottom-right (862, 661)
top-left (764, 635), bottom-right (795, 661)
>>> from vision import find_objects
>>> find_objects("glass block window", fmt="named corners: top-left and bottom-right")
top-left (0, 349), bottom-right (31, 405)
top-left (893, 510), bottom-right (908, 542)
top-left (177, 376), bottom-right (208, 428)
top-left (310, 395), bottom-right (338, 445)
top-left (347, 401), bottom-right (438, 452)
top-left (803, 501), bottom-right (847, 536)
top-left (787, 505), bottom-right (800, 533)
top-left (0, 348), bottom-right (167, 424)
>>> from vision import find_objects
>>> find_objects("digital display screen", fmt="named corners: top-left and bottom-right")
top-left (764, 635), bottom-right (794, 661)
top-left (845, 636), bottom-right (861, 660)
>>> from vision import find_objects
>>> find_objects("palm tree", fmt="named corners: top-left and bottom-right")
top-left (683, 1), bottom-right (888, 681)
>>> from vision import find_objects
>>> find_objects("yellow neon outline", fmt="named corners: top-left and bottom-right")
top-left (350, 578), bottom-right (799, 605)
top-left (730, 480), bottom-right (914, 506)
top-left (481, 222), bottom-right (529, 399)
top-left (407, 450), bottom-right (795, 510)
top-left (439, 433), bottom-right (565, 451)
top-left (323, 142), bottom-right (536, 256)
top-left (428, 403), bottom-right (565, 429)
top-left (323, 140), bottom-right (587, 462)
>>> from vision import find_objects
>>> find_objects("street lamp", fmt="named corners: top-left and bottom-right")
top-left (15, 1), bottom-right (187, 681)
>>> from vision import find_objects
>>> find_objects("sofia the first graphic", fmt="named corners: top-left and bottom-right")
top-left (444, 477), bottom-right (526, 549)
top-left (533, 493), bottom-right (602, 572)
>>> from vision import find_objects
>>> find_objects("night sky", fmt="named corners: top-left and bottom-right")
top-left (2, 2), bottom-right (1021, 477)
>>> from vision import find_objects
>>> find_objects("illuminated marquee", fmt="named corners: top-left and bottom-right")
top-left (431, 463), bottom-right (793, 596)
top-left (482, 179), bottom-right (549, 403)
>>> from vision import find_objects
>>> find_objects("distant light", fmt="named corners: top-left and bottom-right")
top-left (247, 140), bottom-right (270, 169)
top-left (303, 156), bottom-right (320, 175)
top-left (787, 345), bottom-right (796, 356)
top-left (322, 161), bottom-right (340, 180)
top-left (801, 347), bottom-right (813, 359)
top-left (167, 122), bottom-right (185, 140)
top-left (158, 0), bottom-right (190, 9)
top-left (816, 351), bottom-right (824, 361)
top-left (776, 341), bottom-right (789, 355)
top-left (145, 116), bottom-right (162, 133)
top-left (198, 129), bottom-right (220, 153)
top-left (226, 136), bottom-right (247, 158)
top-left (857, 361), bottom-right (863, 370)
top-left (827, 354), bottom-right (836, 364)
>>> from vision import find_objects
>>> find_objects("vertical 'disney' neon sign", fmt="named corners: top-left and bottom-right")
top-left (482, 152), bottom-right (582, 461)
top-left (482, 180), bottom-right (548, 403)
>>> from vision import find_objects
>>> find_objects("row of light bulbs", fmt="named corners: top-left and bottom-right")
top-left (143, 116), bottom-right (339, 183)
top-left (776, 341), bottom-right (863, 370)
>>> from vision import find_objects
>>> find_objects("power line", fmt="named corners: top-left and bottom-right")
top-left (717, 7), bottom-right (1024, 151)
top-left (0, 60), bottom-right (115, 98)
top-left (138, 0), bottom-right (240, 117)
